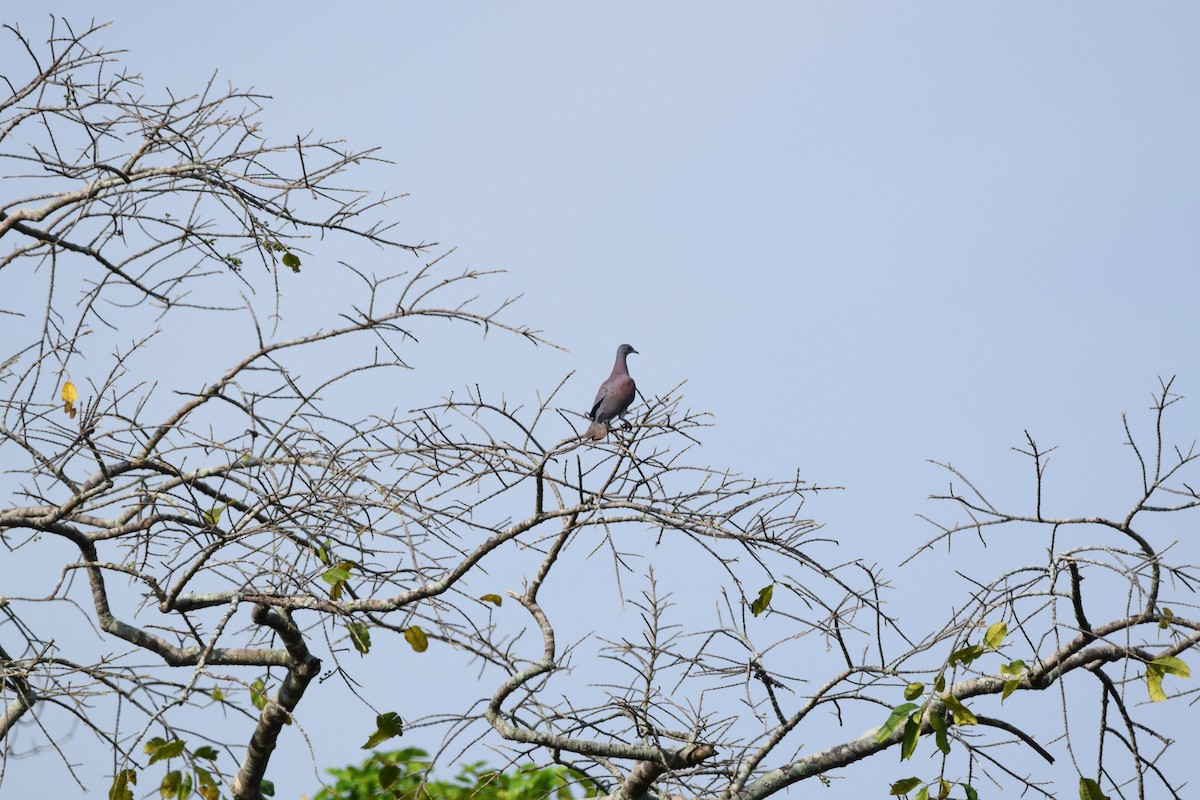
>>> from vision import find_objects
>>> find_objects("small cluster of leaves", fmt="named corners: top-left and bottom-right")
top-left (944, 621), bottom-right (1027, 702)
top-left (313, 545), bottom-right (445, 655)
top-left (262, 238), bottom-right (302, 272)
top-left (322, 561), bottom-right (356, 600)
top-left (879, 622), bottom-right (1014, 799)
top-left (107, 738), bottom-right (253, 800)
top-left (882, 619), bottom-right (1191, 799)
top-left (887, 776), bottom-right (976, 800)
top-left (313, 747), bottom-right (601, 800)
top-left (339, 598), bottom-right (501, 659)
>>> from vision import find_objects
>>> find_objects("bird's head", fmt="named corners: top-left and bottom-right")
top-left (618, 344), bottom-right (638, 357)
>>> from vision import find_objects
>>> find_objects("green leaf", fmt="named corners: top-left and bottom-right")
top-left (948, 644), bottom-right (984, 667)
top-left (889, 776), bottom-right (921, 795)
top-left (404, 625), bottom-right (429, 653)
top-left (145, 738), bottom-right (186, 765)
top-left (209, 686), bottom-right (225, 702)
top-left (109, 769), bottom-right (137, 800)
top-left (876, 703), bottom-right (919, 742)
top-left (942, 695), bottom-right (977, 726)
top-left (1151, 655), bottom-right (1190, 677)
top-left (379, 763), bottom-right (401, 789)
top-left (1000, 662), bottom-right (1026, 699)
top-left (1144, 654), bottom-right (1188, 704)
top-left (155, 739), bottom-right (186, 763)
top-left (480, 593), bottom-right (503, 606)
top-left (1147, 664), bottom-right (1166, 701)
top-left (159, 770), bottom-right (181, 800)
top-left (1159, 607), bottom-right (1174, 629)
top-left (1000, 658), bottom-right (1026, 676)
top-left (362, 711), bottom-right (404, 749)
top-left (201, 506), bottom-right (225, 527)
top-left (261, 778), bottom-right (275, 796)
top-left (192, 746), bottom-right (218, 761)
top-left (984, 621), bottom-right (1007, 650)
top-left (1080, 776), bottom-right (1110, 800)
top-left (934, 726), bottom-right (950, 755)
top-left (348, 621), bottom-right (372, 655)
top-left (928, 711), bottom-right (950, 754)
top-left (903, 682), bottom-right (924, 701)
top-left (322, 561), bottom-right (355, 600)
top-left (935, 779), bottom-right (952, 800)
top-left (900, 717), bottom-right (920, 760)
top-left (250, 678), bottom-right (269, 710)
top-left (933, 674), bottom-right (946, 693)
top-left (282, 252), bottom-right (301, 272)
top-left (750, 584), bottom-right (774, 617)
top-left (915, 786), bottom-right (929, 800)
top-left (177, 771), bottom-right (193, 800)
top-left (322, 562), bottom-right (354, 585)
top-left (963, 783), bottom-right (979, 800)
top-left (195, 766), bottom-right (217, 792)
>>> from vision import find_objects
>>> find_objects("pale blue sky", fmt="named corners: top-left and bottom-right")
top-left (4, 4), bottom-right (1200, 797)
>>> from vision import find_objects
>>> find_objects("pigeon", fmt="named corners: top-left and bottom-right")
top-left (583, 344), bottom-right (638, 440)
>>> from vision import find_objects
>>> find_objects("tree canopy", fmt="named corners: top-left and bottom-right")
top-left (1, 18), bottom-right (1197, 800)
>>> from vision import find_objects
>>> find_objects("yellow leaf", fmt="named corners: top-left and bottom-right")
top-left (1147, 656), bottom-right (1190, 702)
top-left (983, 621), bottom-right (1007, 650)
top-left (1151, 655), bottom-right (1190, 678)
top-left (1146, 667), bottom-right (1167, 701)
top-left (889, 777), bottom-right (921, 795)
top-left (201, 506), bottom-right (225, 527)
top-left (404, 625), bottom-right (429, 653)
top-left (62, 380), bottom-right (78, 417)
top-left (479, 594), bottom-right (503, 606)
top-left (942, 695), bottom-right (977, 725)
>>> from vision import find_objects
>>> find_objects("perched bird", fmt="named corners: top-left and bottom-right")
top-left (583, 344), bottom-right (638, 440)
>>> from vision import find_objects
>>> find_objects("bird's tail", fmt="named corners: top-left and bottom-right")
top-left (583, 420), bottom-right (608, 440)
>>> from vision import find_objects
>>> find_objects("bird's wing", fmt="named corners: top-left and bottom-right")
top-left (590, 380), bottom-right (611, 420)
